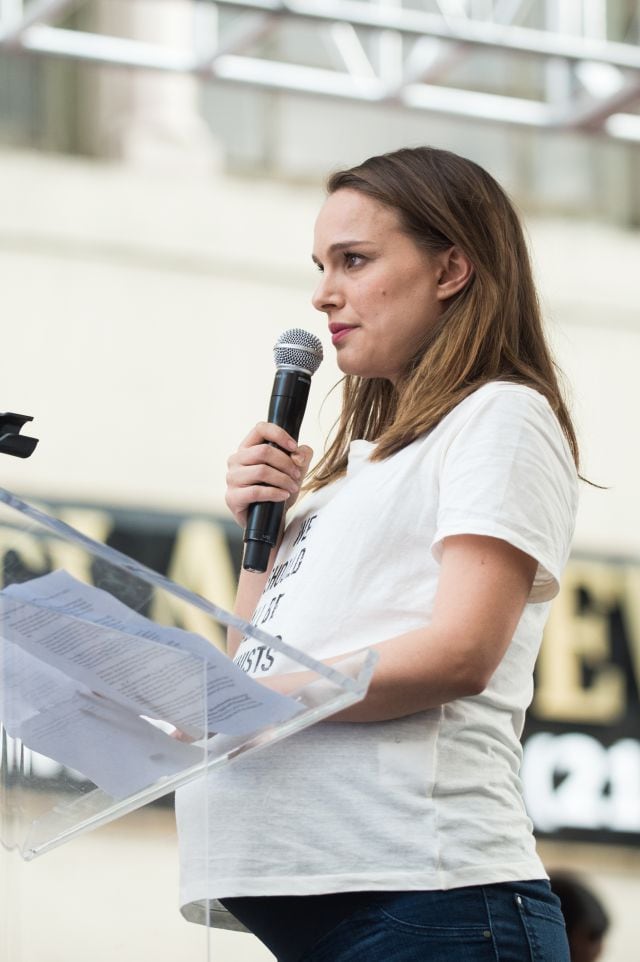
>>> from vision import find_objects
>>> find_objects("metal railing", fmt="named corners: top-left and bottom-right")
top-left (0, 0), bottom-right (639, 142)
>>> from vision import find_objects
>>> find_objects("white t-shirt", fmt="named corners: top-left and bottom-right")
top-left (176, 382), bottom-right (578, 923)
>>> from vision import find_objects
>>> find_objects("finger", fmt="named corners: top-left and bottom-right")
top-left (229, 484), bottom-right (291, 508)
top-left (293, 445), bottom-right (314, 470)
top-left (170, 728), bottom-right (195, 743)
top-left (240, 421), bottom-right (298, 453)
top-left (233, 443), bottom-right (303, 481)
top-left (228, 463), bottom-right (300, 495)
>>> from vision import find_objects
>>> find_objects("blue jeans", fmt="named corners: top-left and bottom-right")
top-left (223, 880), bottom-right (569, 962)
top-left (303, 881), bottom-right (569, 962)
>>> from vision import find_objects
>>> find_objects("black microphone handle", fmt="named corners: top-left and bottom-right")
top-left (243, 368), bottom-right (311, 573)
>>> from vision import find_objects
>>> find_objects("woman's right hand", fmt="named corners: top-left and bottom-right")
top-left (225, 421), bottom-right (314, 529)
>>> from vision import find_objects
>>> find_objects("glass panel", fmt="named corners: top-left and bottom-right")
top-left (0, 487), bottom-right (374, 961)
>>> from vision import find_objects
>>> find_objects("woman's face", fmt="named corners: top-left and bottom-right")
top-left (311, 188), bottom-right (448, 383)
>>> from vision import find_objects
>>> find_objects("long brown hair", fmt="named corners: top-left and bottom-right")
top-left (308, 146), bottom-right (579, 491)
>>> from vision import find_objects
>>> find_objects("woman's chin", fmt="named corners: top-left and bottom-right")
top-left (336, 358), bottom-right (396, 382)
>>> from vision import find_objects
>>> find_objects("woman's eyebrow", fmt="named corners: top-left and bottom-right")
top-left (311, 240), bottom-right (376, 263)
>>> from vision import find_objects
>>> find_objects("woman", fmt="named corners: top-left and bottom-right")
top-left (176, 146), bottom-right (579, 962)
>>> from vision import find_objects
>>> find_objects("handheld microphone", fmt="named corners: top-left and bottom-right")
top-left (242, 328), bottom-right (323, 573)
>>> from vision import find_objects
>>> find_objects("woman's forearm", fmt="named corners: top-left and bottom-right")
top-left (227, 547), bottom-right (280, 657)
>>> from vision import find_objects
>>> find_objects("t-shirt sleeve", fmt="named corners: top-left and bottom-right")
top-left (431, 388), bottom-right (579, 602)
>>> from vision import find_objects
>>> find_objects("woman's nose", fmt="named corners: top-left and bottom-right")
top-left (311, 272), bottom-right (344, 312)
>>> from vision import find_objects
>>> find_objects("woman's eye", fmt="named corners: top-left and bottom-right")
top-left (345, 252), bottom-right (365, 268)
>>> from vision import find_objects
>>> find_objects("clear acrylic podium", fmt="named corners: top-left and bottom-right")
top-left (0, 488), bottom-right (375, 962)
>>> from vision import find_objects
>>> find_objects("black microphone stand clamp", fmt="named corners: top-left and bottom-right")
top-left (0, 413), bottom-right (39, 459)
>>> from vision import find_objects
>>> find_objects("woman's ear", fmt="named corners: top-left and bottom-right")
top-left (436, 246), bottom-right (474, 301)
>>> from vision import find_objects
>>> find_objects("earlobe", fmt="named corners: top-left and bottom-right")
top-left (436, 246), bottom-right (474, 300)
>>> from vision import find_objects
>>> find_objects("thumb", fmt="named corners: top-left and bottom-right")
top-left (297, 445), bottom-right (314, 473)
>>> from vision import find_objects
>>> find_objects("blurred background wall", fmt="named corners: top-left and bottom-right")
top-left (1, 2), bottom-right (639, 960)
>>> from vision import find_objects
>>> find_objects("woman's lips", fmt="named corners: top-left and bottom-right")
top-left (329, 325), bottom-right (355, 346)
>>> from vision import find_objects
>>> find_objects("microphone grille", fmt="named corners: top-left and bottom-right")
top-left (274, 328), bottom-right (323, 375)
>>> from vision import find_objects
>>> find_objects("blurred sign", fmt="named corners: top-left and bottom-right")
top-left (522, 558), bottom-right (640, 846)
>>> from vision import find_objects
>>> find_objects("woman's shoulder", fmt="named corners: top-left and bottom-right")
top-left (438, 380), bottom-right (575, 463)
top-left (441, 381), bottom-right (577, 480)
top-left (458, 380), bottom-right (552, 415)
top-left (433, 381), bottom-right (551, 435)
top-left (443, 380), bottom-right (563, 436)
